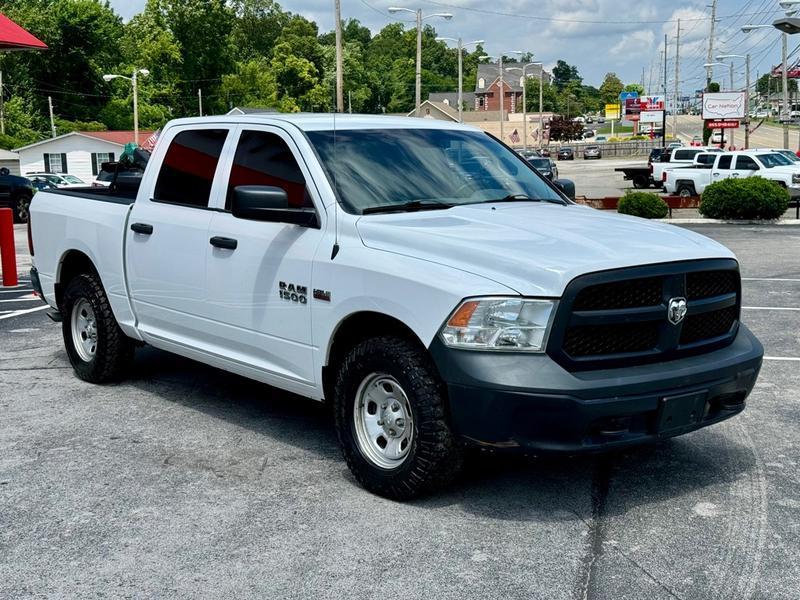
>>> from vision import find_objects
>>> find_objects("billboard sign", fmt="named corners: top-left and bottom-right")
top-left (706, 119), bottom-right (740, 129)
top-left (640, 110), bottom-right (664, 124)
top-left (625, 97), bottom-right (642, 121)
top-left (702, 92), bottom-right (746, 120)
top-left (605, 103), bottom-right (620, 119)
top-left (640, 96), bottom-right (665, 111)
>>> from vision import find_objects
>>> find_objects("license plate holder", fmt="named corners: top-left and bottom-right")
top-left (656, 391), bottom-right (708, 435)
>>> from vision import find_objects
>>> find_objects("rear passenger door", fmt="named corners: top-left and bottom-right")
top-left (711, 154), bottom-right (734, 183)
top-left (126, 126), bottom-right (233, 347)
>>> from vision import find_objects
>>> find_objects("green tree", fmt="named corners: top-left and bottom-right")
top-left (623, 83), bottom-right (645, 95)
top-left (599, 73), bottom-right (624, 104)
top-left (524, 78), bottom-right (559, 112)
top-left (229, 0), bottom-right (289, 61)
top-left (552, 60), bottom-right (581, 90)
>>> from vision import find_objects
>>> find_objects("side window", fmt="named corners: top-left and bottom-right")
top-left (226, 130), bottom-right (311, 210)
top-left (717, 155), bottom-right (733, 170)
top-left (736, 155), bottom-right (759, 170)
top-left (154, 129), bottom-right (228, 207)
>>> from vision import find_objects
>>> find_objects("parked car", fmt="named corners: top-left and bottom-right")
top-left (0, 168), bottom-right (34, 223)
top-left (557, 147), bottom-right (575, 160)
top-left (690, 136), bottom-right (703, 147)
top-left (595, 135), bottom-right (608, 142)
top-left (518, 149), bottom-right (541, 162)
top-left (24, 172), bottom-right (87, 189)
top-left (539, 147), bottom-right (551, 157)
top-left (528, 157), bottom-right (559, 180)
top-left (668, 142), bottom-right (683, 150)
top-left (648, 148), bottom-right (666, 164)
top-left (651, 147), bottom-right (723, 187)
top-left (584, 145), bottom-right (601, 160)
top-left (710, 132), bottom-right (727, 145)
top-left (29, 114), bottom-right (763, 500)
top-left (583, 130), bottom-right (595, 139)
top-left (597, 117), bottom-right (606, 124)
top-left (585, 116), bottom-right (594, 124)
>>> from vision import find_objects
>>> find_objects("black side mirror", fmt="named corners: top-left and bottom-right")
top-left (232, 185), bottom-right (318, 227)
top-left (553, 178), bottom-right (576, 201)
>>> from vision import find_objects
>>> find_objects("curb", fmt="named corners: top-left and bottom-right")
top-left (657, 219), bottom-right (800, 225)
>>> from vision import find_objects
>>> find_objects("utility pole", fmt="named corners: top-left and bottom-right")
top-left (745, 54), bottom-right (751, 149)
top-left (0, 69), bottom-right (4, 136)
top-left (674, 19), bottom-right (680, 141)
top-left (499, 56), bottom-right (505, 140)
top-left (706, 0), bottom-right (717, 90)
top-left (415, 9), bottom-right (423, 116)
top-left (198, 89), bottom-right (203, 117)
top-left (662, 34), bottom-right (668, 142)
top-left (782, 32), bottom-right (789, 149)
top-left (334, 0), bottom-right (344, 112)
top-left (48, 96), bottom-right (56, 138)
top-left (348, 90), bottom-right (352, 114)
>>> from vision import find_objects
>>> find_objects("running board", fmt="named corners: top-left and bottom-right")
top-left (46, 309), bottom-right (63, 322)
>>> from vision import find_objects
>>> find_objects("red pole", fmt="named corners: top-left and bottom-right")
top-left (0, 208), bottom-right (19, 287)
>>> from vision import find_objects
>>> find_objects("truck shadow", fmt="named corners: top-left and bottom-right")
top-left (127, 346), bottom-right (757, 523)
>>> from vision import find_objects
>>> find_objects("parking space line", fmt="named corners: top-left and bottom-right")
top-left (742, 306), bottom-right (800, 311)
top-left (763, 356), bottom-right (800, 362)
top-left (0, 306), bottom-right (48, 320)
top-left (742, 278), bottom-right (800, 282)
top-left (0, 297), bottom-right (39, 303)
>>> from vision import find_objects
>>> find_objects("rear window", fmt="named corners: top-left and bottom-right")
top-left (529, 158), bottom-right (550, 169)
top-left (717, 155), bottom-right (733, 170)
top-left (154, 129), bottom-right (228, 207)
top-left (673, 149), bottom-right (700, 161)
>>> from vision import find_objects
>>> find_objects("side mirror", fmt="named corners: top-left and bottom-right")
top-left (232, 185), bottom-right (318, 227)
top-left (553, 178), bottom-right (576, 201)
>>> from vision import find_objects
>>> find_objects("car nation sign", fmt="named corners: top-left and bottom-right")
top-left (702, 92), bottom-right (746, 120)
top-left (705, 119), bottom-right (740, 129)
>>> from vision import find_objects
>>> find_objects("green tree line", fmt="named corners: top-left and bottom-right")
top-left (0, 0), bottom-right (641, 150)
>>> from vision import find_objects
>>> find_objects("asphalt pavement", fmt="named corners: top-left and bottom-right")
top-left (1, 224), bottom-right (799, 599)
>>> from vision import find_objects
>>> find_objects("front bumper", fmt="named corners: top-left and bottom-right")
top-left (430, 325), bottom-right (763, 453)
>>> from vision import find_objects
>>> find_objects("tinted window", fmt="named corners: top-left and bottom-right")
top-left (529, 158), bottom-right (551, 169)
top-left (226, 130), bottom-right (311, 210)
top-left (717, 155), bottom-right (733, 170)
top-left (696, 154), bottom-right (716, 166)
top-left (674, 150), bottom-right (699, 161)
top-left (736, 155), bottom-right (759, 170)
top-left (154, 129), bottom-right (228, 207)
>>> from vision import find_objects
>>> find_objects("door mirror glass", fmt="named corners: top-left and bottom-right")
top-left (232, 185), bottom-right (318, 227)
top-left (553, 178), bottom-right (576, 200)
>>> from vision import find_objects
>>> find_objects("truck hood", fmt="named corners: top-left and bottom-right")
top-left (356, 203), bottom-right (735, 296)
top-left (764, 166), bottom-right (800, 176)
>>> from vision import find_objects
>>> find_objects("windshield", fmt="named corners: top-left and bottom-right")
top-left (757, 153), bottom-right (793, 168)
top-left (777, 150), bottom-right (800, 163)
top-left (62, 175), bottom-right (84, 184)
top-left (306, 128), bottom-right (565, 214)
top-left (529, 158), bottom-right (551, 169)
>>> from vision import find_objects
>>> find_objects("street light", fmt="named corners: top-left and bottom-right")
top-left (480, 51), bottom-right (523, 142)
top-left (436, 37), bottom-right (483, 123)
top-left (717, 53), bottom-right (752, 148)
top-left (388, 7), bottom-right (453, 117)
top-left (506, 62), bottom-right (543, 151)
top-left (103, 68), bottom-right (150, 144)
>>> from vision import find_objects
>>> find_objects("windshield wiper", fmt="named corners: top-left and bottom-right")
top-left (362, 200), bottom-right (454, 214)
top-left (484, 194), bottom-right (544, 204)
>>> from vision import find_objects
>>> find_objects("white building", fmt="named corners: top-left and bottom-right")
top-left (0, 149), bottom-right (20, 175)
top-left (14, 131), bottom-right (153, 183)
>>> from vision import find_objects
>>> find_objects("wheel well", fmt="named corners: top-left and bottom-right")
top-left (322, 312), bottom-right (424, 402)
top-left (55, 250), bottom-right (98, 309)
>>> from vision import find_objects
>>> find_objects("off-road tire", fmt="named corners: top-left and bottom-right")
top-left (14, 193), bottom-right (32, 224)
top-left (62, 273), bottom-right (134, 383)
top-left (333, 336), bottom-right (462, 500)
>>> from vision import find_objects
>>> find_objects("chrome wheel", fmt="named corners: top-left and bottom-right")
top-left (71, 298), bottom-right (97, 362)
top-left (16, 196), bottom-right (30, 223)
top-left (679, 187), bottom-right (693, 199)
top-left (353, 373), bottom-right (414, 470)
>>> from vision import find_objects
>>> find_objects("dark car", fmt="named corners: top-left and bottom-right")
top-left (518, 149), bottom-right (541, 161)
top-left (539, 147), bottom-right (551, 157)
top-left (528, 157), bottom-right (559, 180)
top-left (0, 168), bottom-right (35, 223)
top-left (558, 147), bottom-right (575, 160)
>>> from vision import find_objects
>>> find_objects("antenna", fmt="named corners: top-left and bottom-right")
top-left (331, 103), bottom-right (340, 260)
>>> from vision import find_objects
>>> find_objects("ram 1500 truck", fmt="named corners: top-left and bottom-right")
top-left (664, 150), bottom-right (800, 197)
top-left (28, 115), bottom-right (764, 499)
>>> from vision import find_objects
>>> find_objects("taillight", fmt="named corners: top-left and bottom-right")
top-left (649, 163), bottom-right (653, 174)
top-left (662, 171), bottom-right (667, 182)
top-left (27, 214), bottom-right (34, 256)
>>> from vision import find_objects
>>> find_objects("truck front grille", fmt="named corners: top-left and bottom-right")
top-left (547, 260), bottom-right (740, 371)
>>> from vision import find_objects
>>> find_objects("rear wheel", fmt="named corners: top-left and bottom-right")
top-left (13, 193), bottom-right (31, 224)
top-left (677, 183), bottom-right (696, 199)
top-left (633, 176), bottom-right (649, 189)
top-left (62, 273), bottom-right (134, 383)
top-left (333, 336), bottom-right (462, 500)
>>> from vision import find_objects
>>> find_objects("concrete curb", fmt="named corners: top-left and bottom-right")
top-left (657, 219), bottom-right (800, 225)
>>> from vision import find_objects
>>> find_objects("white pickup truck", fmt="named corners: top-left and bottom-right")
top-left (664, 150), bottom-right (800, 197)
top-left (28, 115), bottom-right (763, 499)
top-left (652, 147), bottom-right (723, 188)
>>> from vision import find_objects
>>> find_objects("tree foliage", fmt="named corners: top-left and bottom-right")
top-left (548, 115), bottom-right (584, 141)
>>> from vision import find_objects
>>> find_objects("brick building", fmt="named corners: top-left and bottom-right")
top-left (474, 63), bottom-right (550, 113)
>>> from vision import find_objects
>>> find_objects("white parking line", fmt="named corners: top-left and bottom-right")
top-left (742, 306), bottom-right (800, 311)
top-left (763, 356), bottom-right (800, 361)
top-left (742, 278), bottom-right (800, 282)
top-left (0, 305), bottom-right (48, 320)
top-left (0, 288), bottom-right (33, 294)
top-left (0, 296), bottom-right (38, 303)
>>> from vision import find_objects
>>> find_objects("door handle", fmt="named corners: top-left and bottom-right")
top-left (130, 222), bottom-right (153, 235)
top-left (210, 236), bottom-right (238, 250)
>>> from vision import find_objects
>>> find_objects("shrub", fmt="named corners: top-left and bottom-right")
top-left (617, 191), bottom-right (669, 219)
top-left (700, 177), bottom-right (789, 220)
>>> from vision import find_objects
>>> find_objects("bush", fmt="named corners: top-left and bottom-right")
top-left (700, 177), bottom-right (789, 220)
top-left (617, 191), bottom-right (669, 219)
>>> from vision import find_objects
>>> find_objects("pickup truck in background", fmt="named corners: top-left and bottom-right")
top-left (651, 147), bottom-right (724, 189)
top-left (664, 150), bottom-right (800, 197)
top-left (28, 115), bottom-right (763, 499)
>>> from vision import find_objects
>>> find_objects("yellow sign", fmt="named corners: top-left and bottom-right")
top-left (605, 103), bottom-right (620, 119)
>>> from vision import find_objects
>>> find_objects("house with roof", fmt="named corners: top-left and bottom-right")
top-left (406, 100), bottom-right (460, 121)
top-left (427, 92), bottom-right (477, 112)
top-left (0, 149), bottom-right (20, 175)
top-left (474, 63), bottom-right (550, 113)
top-left (14, 130), bottom-right (153, 183)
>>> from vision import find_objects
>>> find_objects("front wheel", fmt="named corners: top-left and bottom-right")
top-left (333, 336), bottom-right (462, 500)
top-left (62, 273), bottom-right (134, 383)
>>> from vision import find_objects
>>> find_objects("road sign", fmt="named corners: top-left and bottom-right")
top-left (706, 119), bottom-right (740, 129)
top-left (619, 91), bottom-right (639, 102)
top-left (605, 103), bottom-right (620, 119)
top-left (625, 97), bottom-right (642, 120)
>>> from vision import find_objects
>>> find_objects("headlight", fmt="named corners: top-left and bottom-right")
top-left (440, 297), bottom-right (557, 352)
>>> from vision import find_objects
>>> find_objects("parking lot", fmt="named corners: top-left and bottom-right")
top-left (1, 223), bottom-right (799, 599)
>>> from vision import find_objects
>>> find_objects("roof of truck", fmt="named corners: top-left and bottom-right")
top-left (166, 113), bottom-right (479, 132)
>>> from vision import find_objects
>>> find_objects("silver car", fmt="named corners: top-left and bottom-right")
top-left (583, 145), bottom-right (602, 160)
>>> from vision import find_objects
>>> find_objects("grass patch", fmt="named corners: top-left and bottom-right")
top-left (595, 123), bottom-right (635, 134)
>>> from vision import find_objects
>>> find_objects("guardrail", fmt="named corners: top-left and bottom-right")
top-left (0, 208), bottom-right (18, 287)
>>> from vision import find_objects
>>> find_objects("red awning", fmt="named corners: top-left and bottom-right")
top-left (0, 13), bottom-right (47, 51)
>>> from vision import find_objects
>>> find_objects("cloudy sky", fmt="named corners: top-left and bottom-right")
top-left (110, 0), bottom-right (788, 91)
